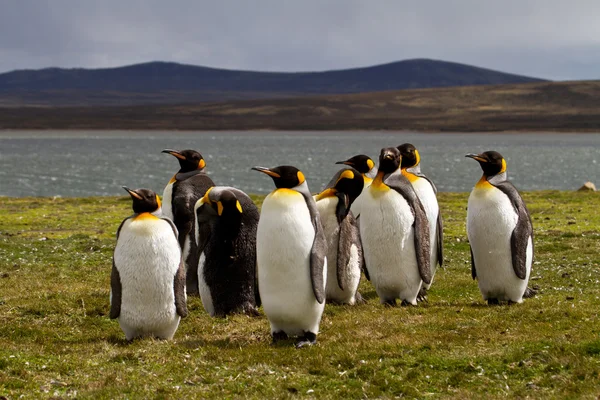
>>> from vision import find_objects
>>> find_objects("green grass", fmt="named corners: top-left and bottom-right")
top-left (0, 191), bottom-right (599, 399)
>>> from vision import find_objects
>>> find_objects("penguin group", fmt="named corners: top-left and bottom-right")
top-left (111, 143), bottom-right (536, 345)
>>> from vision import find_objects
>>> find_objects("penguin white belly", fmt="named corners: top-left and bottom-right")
top-left (317, 197), bottom-right (360, 304)
top-left (411, 177), bottom-right (440, 290)
top-left (350, 179), bottom-right (372, 218)
top-left (360, 187), bottom-right (422, 304)
top-left (161, 182), bottom-right (174, 222)
top-left (197, 251), bottom-right (215, 316)
top-left (257, 190), bottom-right (326, 336)
top-left (114, 217), bottom-right (181, 340)
top-left (467, 187), bottom-right (531, 302)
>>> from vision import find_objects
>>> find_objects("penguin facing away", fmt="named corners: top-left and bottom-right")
top-left (162, 149), bottom-right (215, 296)
top-left (466, 151), bottom-right (535, 304)
top-left (193, 186), bottom-right (260, 317)
top-left (359, 147), bottom-right (431, 306)
top-left (398, 143), bottom-right (443, 298)
top-left (252, 165), bottom-right (327, 347)
top-left (111, 187), bottom-right (187, 341)
top-left (335, 154), bottom-right (377, 219)
top-left (315, 167), bottom-right (365, 305)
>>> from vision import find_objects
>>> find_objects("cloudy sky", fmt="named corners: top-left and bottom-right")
top-left (1, 0), bottom-right (599, 80)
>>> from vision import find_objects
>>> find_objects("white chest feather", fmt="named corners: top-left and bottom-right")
top-left (257, 190), bottom-right (326, 335)
top-left (114, 217), bottom-right (181, 329)
top-left (350, 178), bottom-right (372, 218)
top-left (360, 186), bottom-right (422, 304)
top-left (161, 182), bottom-right (174, 221)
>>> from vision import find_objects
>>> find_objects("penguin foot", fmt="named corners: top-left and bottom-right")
top-left (272, 331), bottom-right (288, 344)
top-left (296, 332), bottom-right (317, 348)
top-left (383, 299), bottom-right (397, 307)
top-left (400, 299), bottom-right (415, 307)
top-left (354, 292), bottom-right (367, 305)
top-left (523, 286), bottom-right (538, 298)
top-left (416, 287), bottom-right (428, 303)
top-left (487, 298), bottom-right (500, 305)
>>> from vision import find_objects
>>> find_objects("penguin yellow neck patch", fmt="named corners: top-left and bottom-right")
top-left (475, 176), bottom-right (494, 189)
top-left (401, 169), bottom-right (419, 183)
top-left (134, 212), bottom-right (160, 221)
top-left (371, 171), bottom-right (390, 191)
top-left (272, 188), bottom-right (299, 198)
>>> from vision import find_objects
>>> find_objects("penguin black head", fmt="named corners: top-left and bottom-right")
top-left (162, 149), bottom-right (206, 173)
top-left (335, 155), bottom-right (375, 174)
top-left (466, 151), bottom-right (507, 178)
top-left (251, 165), bottom-right (306, 189)
top-left (316, 167), bottom-right (364, 223)
top-left (378, 147), bottom-right (402, 174)
top-left (123, 187), bottom-right (161, 214)
top-left (397, 143), bottom-right (420, 169)
top-left (197, 187), bottom-right (243, 219)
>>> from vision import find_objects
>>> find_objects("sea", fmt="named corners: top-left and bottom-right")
top-left (0, 130), bottom-right (598, 197)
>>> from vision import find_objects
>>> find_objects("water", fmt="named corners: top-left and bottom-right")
top-left (0, 130), bottom-right (598, 197)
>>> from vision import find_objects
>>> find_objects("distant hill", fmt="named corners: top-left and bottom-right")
top-left (2, 80), bottom-right (599, 132)
top-left (0, 59), bottom-right (545, 106)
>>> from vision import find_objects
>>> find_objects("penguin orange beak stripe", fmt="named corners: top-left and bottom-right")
top-left (251, 166), bottom-right (281, 178)
top-left (335, 161), bottom-right (352, 166)
top-left (162, 149), bottom-right (186, 160)
top-left (122, 186), bottom-right (142, 200)
top-left (315, 188), bottom-right (337, 201)
top-left (466, 154), bottom-right (488, 163)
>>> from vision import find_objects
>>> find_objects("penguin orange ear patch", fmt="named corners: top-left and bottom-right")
top-left (415, 149), bottom-right (421, 166)
top-left (156, 194), bottom-right (162, 208)
top-left (501, 158), bottom-right (507, 173)
top-left (297, 171), bottom-right (306, 185)
top-left (199, 159), bottom-right (206, 169)
top-left (339, 169), bottom-right (355, 181)
top-left (367, 159), bottom-right (375, 170)
top-left (217, 201), bottom-right (224, 216)
top-left (236, 200), bottom-right (243, 213)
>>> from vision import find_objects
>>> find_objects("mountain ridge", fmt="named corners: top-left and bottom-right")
top-left (0, 59), bottom-right (546, 106)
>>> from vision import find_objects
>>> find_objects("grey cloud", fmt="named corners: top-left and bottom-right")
top-left (1, 0), bottom-right (600, 80)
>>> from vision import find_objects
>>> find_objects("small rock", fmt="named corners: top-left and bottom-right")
top-left (577, 182), bottom-right (596, 192)
top-left (566, 296), bottom-right (575, 300)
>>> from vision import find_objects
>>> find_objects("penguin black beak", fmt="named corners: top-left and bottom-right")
top-left (162, 149), bottom-right (186, 160)
top-left (335, 161), bottom-right (351, 166)
top-left (251, 166), bottom-right (281, 178)
top-left (466, 153), bottom-right (488, 163)
top-left (122, 186), bottom-right (142, 200)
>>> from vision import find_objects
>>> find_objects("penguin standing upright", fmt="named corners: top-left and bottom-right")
top-left (397, 143), bottom-right (443, 298)
top-left (253, 165), bottom-right (327, 347)
top-left (162, 149), bottom-right (214, 296)
top-left (193, 186), bottom-right (260, 317)
top-left (315, 167), bottom-right (364, 305)
top-left (359, 147), bottom-right (431, 306)
top-left (111, 187), bottom-right (187, 340)
top-left (335, 154), bottom-right (377, 219)
top-left (466, 151), bottom-right (535, 304)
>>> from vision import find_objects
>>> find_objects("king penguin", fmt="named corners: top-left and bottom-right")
top-left (193, 186), bottom-right (260, 317)
top-left (466, 151), bottom-right (535, 304)
top-left (359, 147), bottom-right (431, 306)
top-left (111, 187), bottom-right (188, 340)
top-left (162, 149), bottom-right (214, 296)
top-left (252, 165), bottom-right (327, 347)
top-left (335, 154), bottom-right (377, 219)
top-left (397, 143), bottom-right (443, 299)
top-left (315, 167), bottom-right (364, 305)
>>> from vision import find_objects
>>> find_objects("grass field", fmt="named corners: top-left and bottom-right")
top-left (0, 191), bottom-right (599, 399)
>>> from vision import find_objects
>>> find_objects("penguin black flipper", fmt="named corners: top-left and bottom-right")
top-left (470, 245), bottom-right (477, 280)
top-left (384, 173), bottom-right (432, 285)
top-left (301, 192), bottom-right (327, 304)
top-left (494, 181), bottom-right (533, 280)
top-left (336, 212), bottom-right (363, 291)
top-left (110, 259), bottom-right (122, 319)
top-left (110, 217), bottom-right (130, 319)
top-left (173, 258), bottom-right (188, 317)
top-left (355, 215), bottom-right (371, 281)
